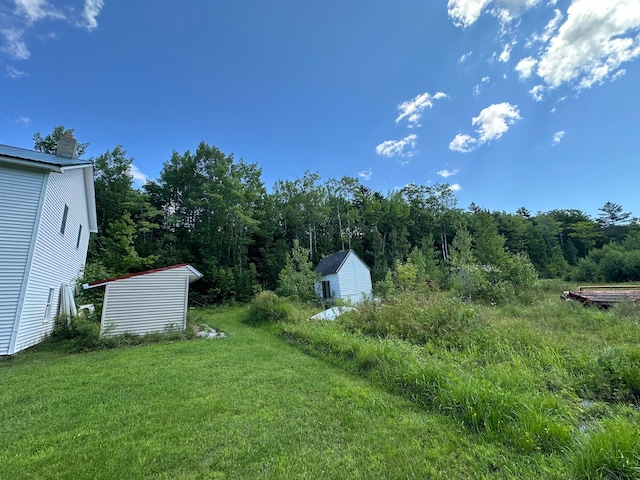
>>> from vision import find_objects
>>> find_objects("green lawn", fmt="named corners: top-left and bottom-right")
top-left (1, 307), bottom-right (566, 479)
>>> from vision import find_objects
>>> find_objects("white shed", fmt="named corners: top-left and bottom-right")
top-left (314, 250), bottom-right (372, 304)
top-left (0, 143), bottom-right (97, 356)
top-left (83, 264), bottom-right (203, 336)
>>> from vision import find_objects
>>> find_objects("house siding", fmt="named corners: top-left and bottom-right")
top-left (336, 252), bottom-right (372, 303)
top-left (100, 267), bottom-right (193, 336)
top-left (14, 168), bottom-right (92, 353)
top-left (0, 165), bottom-right (45, 355)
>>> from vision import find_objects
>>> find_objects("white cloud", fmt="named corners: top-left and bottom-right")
top-left (438, 168), bottom-right (459, 178)
top-left (359, 169), bottom-right (372, 181)
top-left (499, 43), bottom-right (512, 62)
top-left (449, 134), bottom-right (478, 153)
top-left (528, 8), bottom-right (563, 46)
top-left (529, 84), bottom-right (545, 101)
top-left (552, 130), bottom-right (565, 145)
top-left (1, 29), bottom-right (30, 59)
top-left (527, 0), bottom-right (640, 90)
top-left (515, 56), bottom-right (537, 79)
top-left (459, 50), bottom-right (473, 63)
top-left (129, 164), bottom-right (149, 186)
top-left (448, 0), bottom-right (541, 28)
top-left (612, 69), bottom-right (627, 81)
top-left (450, 102), bottom-right (521, 153)
top-left (395, 91), bottom-right (449, 127)
top-left (449, 183), bottom-right (462, 192)
top-left (472, 102), bottom-right (521, 143)
top-left (0, 0), bottom-right (104, 63)
top-left (6, 64), bottom-right (26, 78)
top-left (376, 134), bottom-right (418, 158)
top-left (82, 0), bottom-right (104, 31)
top-left (14, 0), bottom-right (65, 23)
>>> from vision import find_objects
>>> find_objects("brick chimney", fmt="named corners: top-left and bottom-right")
top-left (56, 133), bottom-right (77, 159)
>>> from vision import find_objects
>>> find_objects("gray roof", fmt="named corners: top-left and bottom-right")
top-left (0, 144), bottom-right (91, 170)
top-left (315, 250), bottom-right (369, 276)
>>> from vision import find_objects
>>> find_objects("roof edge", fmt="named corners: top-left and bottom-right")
top-left (83, 263), bottom-right (202, 289)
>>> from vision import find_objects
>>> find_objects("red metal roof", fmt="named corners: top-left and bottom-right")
top-left (84, 263), bottom-right (201, 288)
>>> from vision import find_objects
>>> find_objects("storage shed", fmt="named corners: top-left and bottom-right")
top-left (83, 264), bottom-right (202, 336)
top-left (0, 142), bottom-right (97, 355)
top-left (314, 250), bottom-right (372, 303)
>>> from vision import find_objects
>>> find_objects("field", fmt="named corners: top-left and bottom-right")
top-left (1, 292), bottom-right (639, 479)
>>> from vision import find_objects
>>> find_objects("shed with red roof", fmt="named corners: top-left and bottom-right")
top-left (83, 264), bottom-right (202, 336)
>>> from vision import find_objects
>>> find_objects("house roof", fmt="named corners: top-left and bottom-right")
top-left (0, 144), bottom-right (92, 171)
top-left (1, 143), bottom-right (98, 233)
top-left (83, 264), bottom-right (203, 289)
top-left (315, 250), bottom-right (370, 275)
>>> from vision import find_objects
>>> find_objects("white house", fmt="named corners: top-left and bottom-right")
top-left (83, 264), bottom-right (203, 336)
top-left (0, 142), bottom-right (97, 355)
top-left (314, 250), bottom-right (372, 303)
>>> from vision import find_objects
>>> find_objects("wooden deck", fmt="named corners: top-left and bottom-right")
top-left (563, 286), bottom-right (640, 307)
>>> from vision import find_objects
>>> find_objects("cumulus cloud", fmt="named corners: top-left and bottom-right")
top-left (448, 0), bottom-right (541, 28)
top-left (359, 169), bottom-right (372, 181)
top-left (529, 84), bottom-right (545, 101)
top-left (375, 134), bottom-right (418, 158)
top-left (499, 42), bottom-right (512, 62)
top-left (450, 102), bottom-right (521, 153)
top-left (438, 169), bottom-right (459, 178)
top-left (449, 134), bottom-right (478, 153)
top-left (396, 91), bottom-right (449, 127)
top-left (0, 0), bottom-right (104, 64)
top-left (449, 183), bottom-right (462, 192)
top-left (515, 0), bottom-right (640, 91)
top-left (552, 130), bottom-right (565, 145)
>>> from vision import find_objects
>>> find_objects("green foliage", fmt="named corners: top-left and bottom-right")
top-left (338, 295), bottom-right (476, 345)
top-left (33, 125), bottom-right (88, 157)
top-left (572, 414), bottom-right (640, 479)
top-left (245, 291), bottom-right (296, 325)
top-left (276, 240), bottom-right (319, 302)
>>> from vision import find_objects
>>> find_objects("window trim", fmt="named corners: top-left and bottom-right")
top-left (60, 204), bottom-right (69, 235)
top-left (76, 224), bottom-right (83, 249)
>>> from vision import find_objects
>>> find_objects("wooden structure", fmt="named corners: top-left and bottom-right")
top-left (563, 286), bottom-right (640, 307)
top-left (83, 264), bottom-right (202, 336)
top-left (315, 250), bottom-right (372, 303)
top-left (0, 143), bottom-right (97, 355)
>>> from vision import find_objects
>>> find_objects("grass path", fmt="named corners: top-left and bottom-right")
top-left (1, 308), bottom-right (564, 479)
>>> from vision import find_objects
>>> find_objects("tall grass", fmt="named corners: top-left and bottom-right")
top-left (277, 290), bottom-right (640, 476)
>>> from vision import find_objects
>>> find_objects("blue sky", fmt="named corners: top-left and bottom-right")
top-left (2, 0), bottom-right (640, 218)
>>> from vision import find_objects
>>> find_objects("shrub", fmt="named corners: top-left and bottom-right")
top-left (245, 291), bottom-right (296, 325)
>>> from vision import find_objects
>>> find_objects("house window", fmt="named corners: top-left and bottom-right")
top-left (60, 205), bottom-right (69, 235)
top-left (76, 224), bottom-right (83, 248)
top-left (43, 288), bottom-right (55, 322)
top-left (322, 281), bottom-right (332, 300)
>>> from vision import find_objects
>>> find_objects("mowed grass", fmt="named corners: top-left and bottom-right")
top-left (1, 307), bottom-right (565, 479)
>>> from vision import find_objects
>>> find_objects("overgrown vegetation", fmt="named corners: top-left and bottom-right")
top-left (49, 311), bottom-right (198, 352)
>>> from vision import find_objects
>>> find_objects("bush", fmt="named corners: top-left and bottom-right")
top-left (245, 291), bottom-right (296, 325)
top-left (338, 295), bottom-right (476, 345)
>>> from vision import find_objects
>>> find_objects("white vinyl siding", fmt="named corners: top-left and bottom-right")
top-left (99, 267), bottom-right (195, 336)
top-left (14, 168), bottom-right (92, 353)
top-left (0, 165), bottom-right (45, 355)
top-left (315, 251), bottom-right (372, 304)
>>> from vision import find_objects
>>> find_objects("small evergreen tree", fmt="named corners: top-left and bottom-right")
top-left (277, 240), bottom-right (319, 303)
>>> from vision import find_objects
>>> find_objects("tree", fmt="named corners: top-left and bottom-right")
top-left (33, 125), bottom-right (88, 157)
top-left (277, 240), bottom-right (319, 303)
top-left (598, 202), bottom-right (631, 227)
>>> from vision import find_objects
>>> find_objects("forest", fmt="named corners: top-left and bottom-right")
top-left (35, 127), bottom-right (639, 304)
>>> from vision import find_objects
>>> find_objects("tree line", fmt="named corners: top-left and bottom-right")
top-left (35, 127), bottom-right (640, 303)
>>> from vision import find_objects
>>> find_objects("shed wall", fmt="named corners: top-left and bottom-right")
top-left (0, 165), bottom-right (45, 355)
top-left (14, 168), bottom-right (92, 353)
top-left (336, 252), bottom-right (372, 303)
top-left (100, 267), bottom-right (193, 336)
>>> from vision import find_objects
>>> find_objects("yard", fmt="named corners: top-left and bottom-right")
top-left (1, 298), bottom-right (638, 479)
